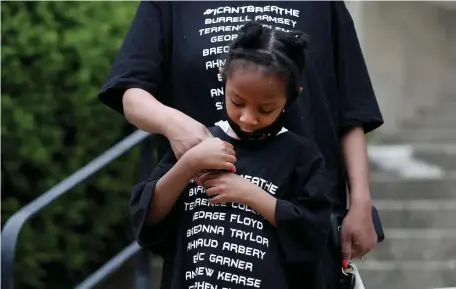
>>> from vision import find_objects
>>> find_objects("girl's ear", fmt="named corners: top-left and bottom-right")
top-left (219, 67), bottom-right (224, 74)
top-left (299, 87), bottom-right (303, 93)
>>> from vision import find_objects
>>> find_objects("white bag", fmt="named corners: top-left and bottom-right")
top-left (352, 264), bottom-right (365, 289)
top-left (343, 263), bottom-right (365, 289)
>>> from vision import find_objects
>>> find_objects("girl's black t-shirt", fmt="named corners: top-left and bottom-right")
top-left (130, 124), bottom-right (334, 289)
top-left (99, 1), bottom-right (383, 210)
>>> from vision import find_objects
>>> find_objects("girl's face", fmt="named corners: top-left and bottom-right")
top-left (225, 66), bottom-right (288, 133)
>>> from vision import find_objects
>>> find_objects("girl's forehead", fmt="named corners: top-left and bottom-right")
top-left (230, 67), bottom-right (285, 87)
top-left (227, 69), bottom-right (287, 103)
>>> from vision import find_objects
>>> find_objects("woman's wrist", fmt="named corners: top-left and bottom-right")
top-left (159, 106), bottom-right (186, 138)
top-left (122, 88), bottom-right (182, 137)
top-left (349, 190), bottom-right (372, 211)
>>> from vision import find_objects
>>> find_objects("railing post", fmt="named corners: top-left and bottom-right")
top-left (134, 135), bottom-right (154, 289)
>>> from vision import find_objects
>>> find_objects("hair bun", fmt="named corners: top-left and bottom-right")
top-left (274, 30), bottom-right (309, 73)
top-left (230, 21), bottom-right (268, 50)
top-left (284, 31), bottom-right (309, 51)
top-left (240, 21), bottom-right (264, 36)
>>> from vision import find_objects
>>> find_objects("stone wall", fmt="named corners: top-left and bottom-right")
top-left (347, 2), bottom-right (456, 136)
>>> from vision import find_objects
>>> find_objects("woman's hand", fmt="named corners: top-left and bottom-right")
top-left (165, 113), bottom-right (213, 160)
top-left (340, 201), bottom-right (377, 266)
top-left (185, 138), bottom-right (237, 173)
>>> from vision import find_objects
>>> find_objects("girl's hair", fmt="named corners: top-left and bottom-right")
top-left (221, 21), bottom-right (309, 99)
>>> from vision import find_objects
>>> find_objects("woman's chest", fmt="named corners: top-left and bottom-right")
top-left (171, 2), bottom-right (331, 54)
top-left (166, 2), bottom-right (335, 122)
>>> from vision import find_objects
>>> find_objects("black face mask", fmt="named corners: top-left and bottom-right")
top-left (223, 90), bottom-right (299, 143)
top-left (225, 108), bottom-right (286, 142)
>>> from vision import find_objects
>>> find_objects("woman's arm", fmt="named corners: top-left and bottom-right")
top-left (99, 2), bottom-right (211, 159)
top-left (124, 89), bottom-right (198, 138)
top-left (123, 88), bottom-right (212, 160)
top-left (341, 126), bottom-right (371, 207)
top-left (340, 126), bottom-right (377, 262)
top-left (332, 1), bottom-right (383, 263)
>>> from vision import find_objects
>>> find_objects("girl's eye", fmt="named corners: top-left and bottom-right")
top-left (231, 99), bottom-right (244, 107)
top-left (259, 108), bottom-right (274, 114)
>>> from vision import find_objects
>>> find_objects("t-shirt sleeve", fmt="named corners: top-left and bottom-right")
top-left (333, 2), bottom-right (384, 133)
top-left (275, 143), bottom-right (334, 268)
top-left (98, 1), bottom-right (167, 114)
top-left (129, 150), bottom-right (177, 255)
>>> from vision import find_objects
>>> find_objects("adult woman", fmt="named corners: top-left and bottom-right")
top-left (99, 2), bottom-right (383, 288)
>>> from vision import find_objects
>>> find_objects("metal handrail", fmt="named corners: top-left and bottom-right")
top-left (1, 129), bottom-right (152, 289)
top-left (75, 242), bottom-right (141, 289)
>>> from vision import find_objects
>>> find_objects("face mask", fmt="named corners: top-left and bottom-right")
top-left (224, 108), bottom-right (285, 142)
top-left (223, 90), bottom-right (299, 143)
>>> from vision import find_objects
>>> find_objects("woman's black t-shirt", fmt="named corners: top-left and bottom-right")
top-left (130, 123), bottom-right (334, 289)
top-left (99, 1), bottom-right (383, 210)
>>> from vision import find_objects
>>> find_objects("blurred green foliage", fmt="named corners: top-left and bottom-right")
top-left (1, 1), bottom-right (142, 288)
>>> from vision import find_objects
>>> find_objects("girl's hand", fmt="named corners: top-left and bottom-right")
top-left (185, 138), bottom-right (237, 173)
top-left (199, 172), bottom-right (253, 204)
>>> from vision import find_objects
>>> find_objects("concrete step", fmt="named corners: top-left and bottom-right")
top-left (406, 99), bottom-right (456, 127)
top-left (374, 199), bottom-right (456, 229)
top-left (422, 100), bottom-right (456, 116)
top-left (406, 106), bottom-right (456, 128)
top-left (395, 129), bottom-right (456, 143)
top-left (368, 143), bottom-right (450, 179)
top-left (404, 113), bottom-right (456, 129)
top-left (368, 143), bottom-right (456, 178)
top-left (370, 179), bottom-right (456, 200)
top-left (356, 260), bottom-right (456, 289)
top-left (377, 131), bottom-right (456, 144)
top-left (368, 229), bottom-right (456, 261)
top-left (414, 150), bottom-right (456, 172)
top-left (404, 117), bottom-right (456, 129)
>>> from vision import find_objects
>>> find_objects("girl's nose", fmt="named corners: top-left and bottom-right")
top-left (239, 110), bottom-right (259, 131)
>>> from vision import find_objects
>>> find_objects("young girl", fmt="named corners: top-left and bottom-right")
top-left (130, 22), bottom-right (333, 289)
